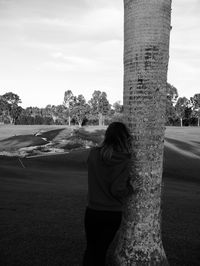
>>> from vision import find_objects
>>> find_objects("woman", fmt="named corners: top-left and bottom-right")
top-left (83, 122), bottom-right (140, 266)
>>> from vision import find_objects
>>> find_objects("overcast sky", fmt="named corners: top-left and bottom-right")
top-left (0, 0), bottom-right (199, 108)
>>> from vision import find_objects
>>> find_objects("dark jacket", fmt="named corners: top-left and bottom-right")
top-left (87, 147), bottom-right (131, 211)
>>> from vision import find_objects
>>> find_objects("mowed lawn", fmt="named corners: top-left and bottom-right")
top-left (0, 125), bottom-right (200, 265)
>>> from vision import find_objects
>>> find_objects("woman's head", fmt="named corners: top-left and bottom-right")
top-left (100, 122), bottom-right (132, 160)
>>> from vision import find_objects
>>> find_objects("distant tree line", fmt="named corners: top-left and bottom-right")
top-left (0, 90), bottom-right (122, 126)
top-left (165, 84), bottom-right (200, 126)
top-left (0, 85), bottom-right (200, 126)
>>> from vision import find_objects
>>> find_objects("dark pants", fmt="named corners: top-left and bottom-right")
top-left (83, 207), bottom-right (122, 266)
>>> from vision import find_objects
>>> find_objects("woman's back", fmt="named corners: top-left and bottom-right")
top-left (87, 147), bottom-right (130, 211)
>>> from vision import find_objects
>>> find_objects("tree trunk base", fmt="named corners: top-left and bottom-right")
top-left (106, 235), bottom-right (169, 266)
top-left (107, 253), bottom-right (169, 266)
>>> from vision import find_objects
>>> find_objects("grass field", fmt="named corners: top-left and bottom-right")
top-left (0, 125), bottom-right (200, 265)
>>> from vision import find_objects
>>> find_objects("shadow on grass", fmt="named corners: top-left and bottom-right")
top-left (0, 152), bottom-right (200, 265)
top-left (0, 155), bottom-right (87, 265)
top-left (161, 178), bottom-right (200, 266)
top-left (0, 135), bottom-right (48, 151)
top-left (163, 145), bottom-right (200, 183)
top-left (25, 150), bottom-right (89, 170)
top-left (0, 128), bottom-right (72, 152)
top-left (39, 128), bottom-right (68, 141)
top-left (165, 137), bottom-right (200, 157)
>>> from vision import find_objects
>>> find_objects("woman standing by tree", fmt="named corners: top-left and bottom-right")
top-left (83, 122), bottom-right (141, 266)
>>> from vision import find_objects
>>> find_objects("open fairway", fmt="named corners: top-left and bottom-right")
top-left (0, 126), bottom-right (200, 265)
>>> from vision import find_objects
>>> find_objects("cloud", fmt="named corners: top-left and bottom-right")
top-left (168, 0), bottom-right (200, 97)
top-left (0, 0), bottom-right (122, 21)
top-left (37, 39), bottom-right (122, 75)
top-left (0, 0), bottom-right (123, 53)
top-left (38, 55), bottom-right (96, 73)
top-left (27, 7), bottom-right (121, 43)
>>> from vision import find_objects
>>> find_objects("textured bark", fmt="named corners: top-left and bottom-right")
top-left (108, 0), bottom-right (172, 265)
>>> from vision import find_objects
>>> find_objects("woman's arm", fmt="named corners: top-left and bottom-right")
top-left (110, 164), bottom-right (142, 200)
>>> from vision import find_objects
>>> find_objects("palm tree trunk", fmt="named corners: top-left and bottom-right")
top-left (109, 0), bottom-right (172, 265)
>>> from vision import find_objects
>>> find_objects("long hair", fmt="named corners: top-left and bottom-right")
top-left (100, 122), bottom-right (132, 160)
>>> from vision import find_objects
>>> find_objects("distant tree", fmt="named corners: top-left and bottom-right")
top-left (175, 97), bottom-right (190, 127)
top-left (0, 96), bottom-right (7, 111)
top-left (89, 90), bottom-right (111, 126)
top-left (184, 106), bottom-right (193, 126)
top-left (51, 104), bottom-right (66, 124)
top-left (63, 90), bottom-right (74, 126)
top-left (0, 96), bottom-right (9, 123)
top-left (42, 105), bottom-right (53, 117)
top-left (16, 107), bottom-right (33, 125)
top-left (15, 114), bottom-right (29, 125)
top-left (71, 95), bottom-right (90, 126)
top-left (24, 107), bottom-right (33, 117)
top-left (32, 107), bottom-right (42, 117)
top-left (22, 106), bottom-right (43, 124)
top-left (113, 101), bottom-right (123, 114)
top-left (35, 105), bottom-right (55, 125)
top-left (49, 105), bottom-right (60, 124)
top-left (11, 106), bottom-right (23, 124)
top-left (43, 116), bottom-right (54, 125)
top-left (34, 115), bottom-right (44, 125)
top-left (110, 101), bottom-right (124, 123)
top-left (190, 93), bottom-right (200, 126)
top-left (166, 83), bottom-right (178, 125)
top-left (2, 92), bottom-right (21, 106)
top-left (18, 104), bottom-right (69, 125)
top-left (1, 92), bottom-right (22, 124)
top-left (166, 83), bottom-right (178, 104)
